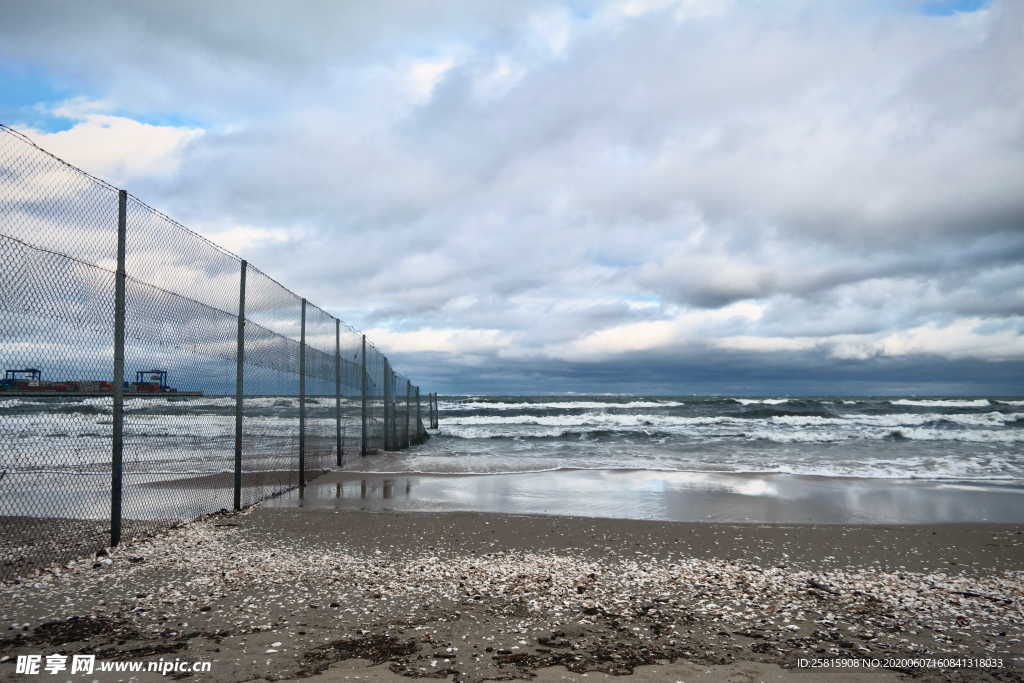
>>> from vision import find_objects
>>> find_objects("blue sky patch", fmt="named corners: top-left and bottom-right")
top-left (919, 0), bottom-right (989, 16)
top-left (0, 64), bottom-right (206, 133)
top-left (0, 65), bottom-right (75, 131)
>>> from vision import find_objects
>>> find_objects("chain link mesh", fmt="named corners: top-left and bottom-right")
top-left (0, 124), bottom-right (432, 580)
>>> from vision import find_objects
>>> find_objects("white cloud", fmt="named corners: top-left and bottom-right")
top-left (23, 103), bottom-right (203, 185)
top-left (48, 96), bottom-right (115, 119)
top-left (716, 335), bottom-right (819, 353)
top-left (542, 302), bottom-right (764, 360)
top-left (718, 319), bottom-right (1024, 362)
top-left (549, 319), bottom-right (679, 359)
top-left (611, 0), bottom-right (731, 20)
top-left (200, 224), bottom-right (295, 255)
top-left (407, 58), bottom-right (455, 103)
top-left (876, 318), bottom-right (1024, 362)
top-left (473, 57), bottom-right (528, 101)
top-left (2, 0), bottom-right (1022, 390)
top-left (365, 327), bottom-right (516, 354)
top-left (529, 7), bottom-right (572, 55)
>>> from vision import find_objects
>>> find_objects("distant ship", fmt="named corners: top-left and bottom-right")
top-left (0, 368), bottom-right (202, 397)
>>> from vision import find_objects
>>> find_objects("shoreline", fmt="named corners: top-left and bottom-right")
top-left (1, 507), bottom-right (1021, 682)
top-left (136, 465), bottom-right (1024, 488)
top-left (264, 468), bottom-right (1024, 525)
top-left (8, 465), bottom-right (1022, 580)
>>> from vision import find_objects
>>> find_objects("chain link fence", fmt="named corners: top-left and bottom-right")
top-left (0, 124), bottom-right (431, 581)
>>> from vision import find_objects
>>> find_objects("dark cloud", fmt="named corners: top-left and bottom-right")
top-left (2, 0), bottom-right (1022, 392)
top-left (392, 346), bottom-right (1024, 396)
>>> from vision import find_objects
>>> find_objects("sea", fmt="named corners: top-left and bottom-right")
top-left (358, 395), bottom-right (1024, 481)
top-left (3, 394), bottom-right (1024, 523)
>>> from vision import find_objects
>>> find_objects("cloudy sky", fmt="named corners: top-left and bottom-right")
top-left (1, 0), bottom-right (1022, 395)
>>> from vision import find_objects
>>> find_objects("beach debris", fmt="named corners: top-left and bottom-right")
top-left (0, 512), bottom-right (1021, 683)
top-left (807, 578), bottom-right (839, 594)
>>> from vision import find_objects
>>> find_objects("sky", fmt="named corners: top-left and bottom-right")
top-left (0, 0), bottom-right (1021, 395)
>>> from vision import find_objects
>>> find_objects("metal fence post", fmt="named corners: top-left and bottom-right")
top-left (390, 369), bottom-right (396, 450)
top-left (360, 334), bottom-right (367, 456)
top-left (233, 260), bottom-right (247, 511)
top-left (416, 386), bottom-right (422, 441)
top-left (299, 298), bottom-right (306, 488)
top-left (380, 360), bottom-right (387, 450)
top-left (335, 318), bottom-right (342, 468)
top-left (110, 189), bottom-right (127, 547)
top-left (390, 368), bottom-right (396, 449)
top-left (404, 380), bottom-right (411, 449)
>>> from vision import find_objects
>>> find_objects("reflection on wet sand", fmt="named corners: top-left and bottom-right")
top-left (270, 469), bottom-right (1024, 524)
top-left (313, 477), bottom-right (413, 502)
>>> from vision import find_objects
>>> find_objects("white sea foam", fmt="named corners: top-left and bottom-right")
top-left (442, 400), bottom-right (685, 411)
top-left (445, 413), bottom-right (715, 427)
top-left (357, 443), bottom-right (1024, 481)
top-left (889, 399), bottom-right (991, 408)
top-left (444, 411), bottom-right (1023, 430)
top-left (732, 398), bottom-right (793, 405)
top-left (438, 420), bottom-right (1024, 444)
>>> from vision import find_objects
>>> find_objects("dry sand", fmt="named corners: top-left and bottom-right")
top-left (1, 507), bottom-right (1021, 682)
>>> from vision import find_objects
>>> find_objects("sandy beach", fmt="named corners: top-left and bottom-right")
top-left (1, 504), bottom-right (1021, 682)
top-left (3, 0), bottom-right (1023, 672)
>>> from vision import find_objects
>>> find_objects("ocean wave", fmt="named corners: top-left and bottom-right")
top-left (732, 398), bottom-right (793, 405)
top-left (734, 407), bottom-right (834, 419)
top-left (339, 462), bottom-right (1024, 482)
top-left (742, 427), bottom-right (1023, 444)
top-left (837, 411), bottom-right (1022, 428)
top-left (889, 399), bottom-right (991, 408)
top-left (438, 422), bottom-right (1024, 444)
top-left (444, 413), bottom-right (697, 427)
top-left (443, 410), bottom-right (1023, 429)
top-left (444, 428), bottom-right (677, 441)
top-left (441, 400), bottom-right (685, 410)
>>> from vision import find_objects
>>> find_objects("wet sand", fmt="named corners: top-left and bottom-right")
top-left (1, 506), bottom-right (1021, 682)
top-left (265, 469), bottom-right (1024, 525)
top-left (139, 469), bottom-right (308, 489)
top-left (0, 516), bottom-right (109, 580)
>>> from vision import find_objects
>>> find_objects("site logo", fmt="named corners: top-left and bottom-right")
top-left (13, 654), bottom-right (212, 676)
top-left (15, 655), bottom-right (93, 675)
